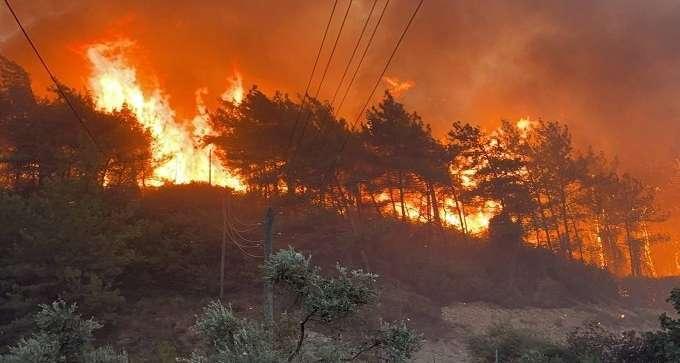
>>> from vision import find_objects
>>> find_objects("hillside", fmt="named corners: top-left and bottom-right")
top-left (83, 185), bottom-right (678, 361)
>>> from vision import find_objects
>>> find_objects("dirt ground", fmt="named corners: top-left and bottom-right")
top-left (412, 302), bottom-right (667, 362)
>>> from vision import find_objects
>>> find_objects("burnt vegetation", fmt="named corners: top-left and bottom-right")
top-left (0, 55), bottom-right (678, 361)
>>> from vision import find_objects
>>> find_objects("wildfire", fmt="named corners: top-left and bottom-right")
top-left (516, 117), bottom-right (536, 138)
top-left (82, 41), bottom-right (516, 234)
top-left (443, 200), bottom-right (500, 234)
top-left (383, 76), bottom-right (414, 96)
top-left (376, 192), bottom-right (498, 234)
top-left (86, 41), bottom-right (244, 190)
top-left (222, 72), bottom-right (244, 105)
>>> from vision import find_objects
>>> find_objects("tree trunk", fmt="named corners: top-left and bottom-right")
top-left (398, 170), bottom-right (406, 221)
top-left (354, 182), bottom-right (362, 216)
top-left (369, 192), bottom-right (382, 216)
top-left (288, 310), bottom-right (316, 362)
top-left (425, 185), bottom-right (432, 223)
top-left (429, 183), bottom-right (441, 225)
top-left (624, 221), bottom-right (638, 276)
top-left (535, 196), bottom-right (553, 251)
top-left (388, 188), bottom-right (398, 217)
top-left (451, 187), bottom-right (467, 235)
top-left (571, 218), bottom-right (585, 261)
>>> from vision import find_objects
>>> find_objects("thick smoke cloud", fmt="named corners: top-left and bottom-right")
top-left (1, 0), bottom-right (679, 172)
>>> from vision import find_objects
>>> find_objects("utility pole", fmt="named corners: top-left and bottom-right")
top-left (220, 190), bottom-right (227, 300)
top-left (208, 147), bottom-right (213, 186)
top-left (263, 207), bottom-right (275, 344)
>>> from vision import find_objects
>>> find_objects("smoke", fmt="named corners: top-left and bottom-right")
top-left (1, 0), bottom-right (679, 171)
top-left (2, 0), bottom-right (680, 273)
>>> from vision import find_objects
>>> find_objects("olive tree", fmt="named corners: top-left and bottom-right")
top-left (186, 247), bottom-right (422, 362)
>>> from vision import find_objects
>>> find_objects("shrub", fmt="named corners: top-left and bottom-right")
top-left (183, 301), bottom-right (281, 363)
top-left (564, 288), bottom-right (680, 362)
top-left (468, 323), bottom-right (569, 362)
top-left (0, 183), bottom-right (142, 345)
top-left (184, 247), bottom-right (422, 362)
top-left (0, 300), bottom-right (127, 362)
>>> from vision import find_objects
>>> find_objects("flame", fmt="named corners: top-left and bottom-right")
top-left (516, 117), bottom-right (535, 138)
top-left (443, 199), bottom-right (500, 234)
top-left (222, 72), bottom-right (244, 105)
top-left (383, 76), bottom-right (414, 96)
top-left (86, 41), bottom-right (244, 190)
top-left (375, 191), bottom-right (498, 234)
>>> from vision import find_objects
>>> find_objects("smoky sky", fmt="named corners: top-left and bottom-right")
top-left (1, 0), bottom-right (680, 176)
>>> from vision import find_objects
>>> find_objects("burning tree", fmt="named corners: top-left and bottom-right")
top-left (1, 49), bottom-right (672, 276)
top-left (0, 55), bottom-right (154, 191)
top-left (361, 92), bottom-right (448, 223)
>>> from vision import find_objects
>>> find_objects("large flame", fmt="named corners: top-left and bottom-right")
top-left (83, 41), bottom-right (514, 233)
top-left (86, 41), bottom-right (244, 190)
top-left (375, 191), bottom-right (498, 234)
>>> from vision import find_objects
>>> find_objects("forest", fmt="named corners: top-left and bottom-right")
top-left (1, 52), bottom-right (679, 362)
top-left (1, 53), bottom-right (668, 277)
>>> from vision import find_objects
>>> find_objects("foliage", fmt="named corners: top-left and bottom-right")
top-left (0, 182), bottom-right (143, 345)
top-left (0, 56), bottom-right (153, 191)
top-left (184, 248), bottom-right (422, 362)
top-left (562, 288), bottom-right (680, 362)
top-left (467, 323), bottom-right (568, 363)
top-left (183, 301), bottom-right (281, 363)
top-left (373, 320), bottom-right (424, 362)
top-left (262, 247), bottom-right (314, 292)
top-left (264, 247), bottom-right (379, 324)
top-left (0, 300), bottom-right (127, 363)
top-left (469, 287), bottom-right (680, 362)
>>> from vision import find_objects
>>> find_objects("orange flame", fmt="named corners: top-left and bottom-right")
top-left (383, 76), bottom-right (414, 96)
top-left (86, 41), bottom-right (244, 190)
top-left (375, 192), bottom-right (499, 234)
top-left (222, 72), bottom-right (244, 105)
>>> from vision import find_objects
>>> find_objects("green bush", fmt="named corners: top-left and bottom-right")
top-left (563, 288), bottom-right (680, 362)
top-left (184, 247), bottom-right (422, 362)
top-left (468, 323), bottom-right (569, 362)
top-left (0, 182), bottom-right (143, 346)
top-left (181, 301), bottom-right (282, 363)
top-left (0, 300), bottom-right (127, 362)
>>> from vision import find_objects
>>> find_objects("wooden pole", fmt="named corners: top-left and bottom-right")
top-left (208, 147), bottom-right (213, 186)
top-left (263, 207), bottom-right (275, 344)
top-left (220, 190), bottom-right (226, 300)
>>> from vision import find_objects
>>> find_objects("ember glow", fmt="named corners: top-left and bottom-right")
top-left (444, 200), bottom-right (501, 234)
top-left (86, 41), bottom-right (244, 189)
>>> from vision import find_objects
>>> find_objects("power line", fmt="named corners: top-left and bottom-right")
top-left (311, 0), bottom-right (354, 99)
top-left (3, 0), bottom-right (105, 156)
top-left (334, 0), bottom-right (390, 116)
top-left (330, 0), bottom-right (379, 107)
top-left (348, 0), bottom-right (423, 133)
top-left (284, 0), bottom-right (339, 157)
top-left (321, 0), bottom-right (424, 186)
top-left (310, 0), bottom-right (386, 161)
top-left (226, 197), bottom-right (263, 246)
top-left (226, 194), bottom-right (261, 229)
top-left (222, 193), bottom-right (263, 260)
top-left (291, 0), bottom-right (354, 153)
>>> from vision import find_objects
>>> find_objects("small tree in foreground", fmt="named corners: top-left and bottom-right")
top-left (186, 248), bottom-right (422, 362)
top-left (0, 300), bottom-right (127, 363)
